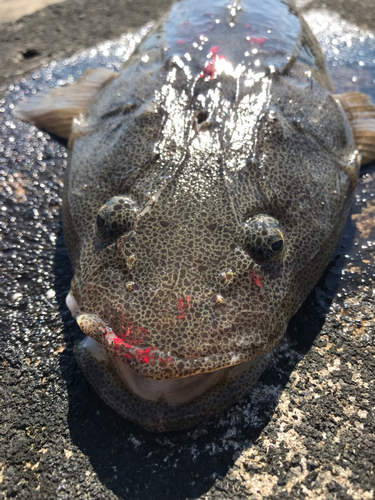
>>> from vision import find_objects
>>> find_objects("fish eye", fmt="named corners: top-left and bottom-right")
top-left (95, 195), bottom-right (140, 242)
top-left (242, 214), bottom-right (285, 264)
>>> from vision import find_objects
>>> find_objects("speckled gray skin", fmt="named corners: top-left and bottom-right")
top-left (62, 0), bottom-right (359, 431)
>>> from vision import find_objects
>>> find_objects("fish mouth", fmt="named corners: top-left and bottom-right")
top-left (74, 332), bottom-right (271, 431)
top-left (67, 292), bottom-right (270, 418)
top-left (66, 292), bottom-right (268, 380)
top-left (77, 334), bottom-right (260, 405)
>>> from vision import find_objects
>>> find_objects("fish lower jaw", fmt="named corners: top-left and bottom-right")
top-left (74, 334), bottom-right (273, 431)
top-left (77, 335), bottom-right (261, 405)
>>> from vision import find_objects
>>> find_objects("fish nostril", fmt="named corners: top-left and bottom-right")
top-left (196, 110), bottom-right (209, 124)
top-left (192, 110), bottom-right (212, 133)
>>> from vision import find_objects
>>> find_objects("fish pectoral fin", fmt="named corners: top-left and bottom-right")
top-left (13, 68), bottom-right (117, 139)
top-left (335, 91), bottom-right (375, 166)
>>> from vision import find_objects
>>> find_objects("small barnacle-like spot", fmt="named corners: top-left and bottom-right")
top-left (127, 255), bottom-right (137, 268)
top-left (214, 294), bottom-right (226, 305)
top-left (220, 270), bottom-right (234, 282)
top-left (241, 214), bottom-right (285, 264)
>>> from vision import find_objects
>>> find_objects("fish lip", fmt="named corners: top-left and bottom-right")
top-left (75, 312), bottom-right (260, 380)
top-left (77, 335), bottom-right (235, 405)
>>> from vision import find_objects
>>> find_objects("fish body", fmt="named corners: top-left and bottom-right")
top-left (15, 0), bottom-right (374, 431)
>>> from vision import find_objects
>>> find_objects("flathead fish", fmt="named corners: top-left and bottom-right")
top-left (14, 0), bottom-right (375, 431)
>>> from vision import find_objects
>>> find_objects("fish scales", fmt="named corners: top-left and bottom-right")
top-left (15, 0), bottom-right (373, 431)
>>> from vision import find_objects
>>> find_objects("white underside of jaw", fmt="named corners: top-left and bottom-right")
top-left (66, 291), bottom-right (80, 318)
top-left (80, 335), bottom-right (258, 405)
top-left (113, 354), bottom-right (226, 404)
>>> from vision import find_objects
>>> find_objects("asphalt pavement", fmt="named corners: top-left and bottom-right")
top-left (0, 1), bottom-right (374, 499)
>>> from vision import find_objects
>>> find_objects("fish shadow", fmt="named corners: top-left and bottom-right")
top-left (53, 208), bottom-right (358, 500)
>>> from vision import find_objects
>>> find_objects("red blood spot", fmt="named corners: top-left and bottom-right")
top-left (248, 269), bottom-right (264, 289)
top-left (177, 40), bottom-right (184, 44)
top-left (209, 45), bottom-right (219, 56)
top-left (200, 46), bottom-right (227, 80)
top-left (246, 24), bottom-right (250, 28)
top-left (201, 55), bottom-right (226, 79)
top-left (87, 283), bottom-right (92, 290)
top-left (247, 37), bottom-right (267, 44)
top-left (177, 296), bottom-right (191, 319)
top-left (202, 61), bottom-right (215, 79)
top-left (134, 346), bottom-right (157, 364)
top-left (101, 321), bottom-right (156, 365)
top-left (112, 335), bottom-right (124, 346)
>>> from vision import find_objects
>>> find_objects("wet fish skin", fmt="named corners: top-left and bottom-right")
top-left (15, 0), bottom-right (366, 431)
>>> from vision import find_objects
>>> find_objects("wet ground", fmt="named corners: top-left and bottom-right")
top-left (0, 1), bottom-right (375, 499)
top-left (0, 0), bottom-right (66, 25)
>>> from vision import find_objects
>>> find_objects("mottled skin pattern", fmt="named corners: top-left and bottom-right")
top-left (65, 0), bottom-right (359, 430)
